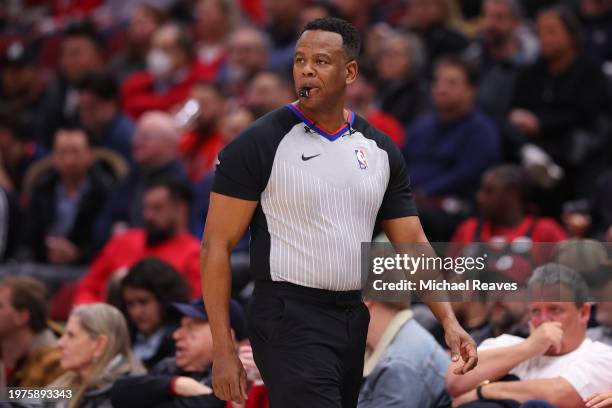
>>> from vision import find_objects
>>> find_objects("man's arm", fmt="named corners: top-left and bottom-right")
top-left (446, 342), bottom-right (537, 397)
top-left (382, 216), bottom-right (477, 374)
top-left (452, 378), bottom-right (584, 408)
top-left (201, 192), bottom-right (257, 403)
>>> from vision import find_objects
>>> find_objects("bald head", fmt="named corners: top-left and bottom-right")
top-left (133, 111), bottom-right (179, 168)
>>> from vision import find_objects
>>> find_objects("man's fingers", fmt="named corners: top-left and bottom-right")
top-left (586, 394), bottom-right (606, 407)
top-left (240, 369), bottom-right (249, 400)
top-left (592, 397), bottom-right (612, 408)
top-left (229, 376), bottom-right (244, 404)
top-left (448, 335), bottom-right (460, 362)
top-left (461, 355), bottom-right (478, 374)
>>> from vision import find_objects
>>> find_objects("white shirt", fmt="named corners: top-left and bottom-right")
top-left (479, 334), bottom-right (612, 399)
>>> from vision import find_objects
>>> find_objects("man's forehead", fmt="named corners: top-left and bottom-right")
top-left (296, 30), bottom-right (344, 54)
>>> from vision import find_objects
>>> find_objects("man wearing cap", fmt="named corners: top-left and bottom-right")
top-left (0, 40), bottom-right (47, 140)
top-left (112, 298), bottom-right (245, 408)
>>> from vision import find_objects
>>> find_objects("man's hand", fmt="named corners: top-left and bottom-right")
top-left (510, 109), bottom-right (540, 136)
top-left (444, 319), bottom-right (478, 374)
top-left (451, 388), bottom-right (478, 408)
top-left (46, 236), bottom-right (80, 264)
top-left (212, 350), bottom-right (248, 403)
top-left (173, 377), bottom-right (213, 397)
top-left (525, 322), bottom-right (563, 356)
top-left (586, 392), bottom-right (612, 408)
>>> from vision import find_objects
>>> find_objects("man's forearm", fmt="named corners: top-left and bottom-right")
top-left (447, 342), bottom-right (536, 396)
top-left (201, 240), bottom-right (235, 355)
top-left (482, 379), bottom-right (584, 408)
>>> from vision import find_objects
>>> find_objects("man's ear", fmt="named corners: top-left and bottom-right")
top-left (345, 60), bottom-right (358, 86)
top-left (579, 303), bottom-right (591, 325)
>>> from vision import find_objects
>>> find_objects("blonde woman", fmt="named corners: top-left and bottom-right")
top-left (51, 303), bottom-right (145, 408)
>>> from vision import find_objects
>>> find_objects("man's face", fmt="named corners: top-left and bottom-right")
top-left (408, 0), bottom-right (444, 29)
top-left (293, 30), bottom-right (357, 110)
top-left (142, 187), bottom-right (180, 246)
top-left (122, 286), bottom-right (163, 336)
top-left (487, 289), bottom-right (528, 330)
top-left (173, 316), bottom-right (214, 372)
top-left (432, 64), bottom-right (475, 115)
top-left (150, 26), bottom-right (187, 76)
top-left (132, 122), bottom-right (167, 167)
top-left (191, 85), bottom-right (224, 132)
top-left (2, 65), bottom-right (35, 98)
top-left (245, 73), bottom-right (291, 117)
top-left (78, 91), bottom-right (115, 132)
top-left (227, 29), bottom-right (268, 76)
top-left (52, 130), bottom-right (93, 183)
top-left (377, 37), bottom-right (411, 81)
top-left (60, 37), bottom-right (101, 84)
top-left (0, 287), bottom-right (23, 337)
top-left (481, 0), bottom-right (517, 46)
top-left (529, 300), bottom-right (590, 355)
top-left (476, 172), bottom-right (507, 220)
top-left (537, 13), bottom-right (574, 60)
top-left (129, 6), bottom-right (160, 45)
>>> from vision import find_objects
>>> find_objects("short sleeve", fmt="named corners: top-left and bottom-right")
top-left (558, 343), bottom-right (612, 399)
top-left (478, 334), bottom-right (525, 351)
top-left (212, 130), bottom-right (265, 201)
top-left (378, 136), bottom-right (418, 220)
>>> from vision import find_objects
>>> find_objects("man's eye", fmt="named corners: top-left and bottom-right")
top-left (317, 60), bottom-right (327, 65)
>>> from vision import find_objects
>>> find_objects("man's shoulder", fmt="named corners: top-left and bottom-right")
top-left (478, 334), bottom-right (525, 351)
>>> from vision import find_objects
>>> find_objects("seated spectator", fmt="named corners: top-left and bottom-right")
top-left (74, 178), bottom-right (201, 305)
top-left (346, 68), bottom-right (405, 147)
top-left (51, 303), bottom-right (145, 407)
top-left (0, 40), bottom-right (47, 141)
top-left (244, 71), bottom-right (294, 119)
top-left (0, 112), bottom-right (45, 194)
top-left (0, 185), bottom-right (19, 261)
top-left (178, 82), bottom-right (226, 183)
top-left (401, 0), bottom-right (469, 69)
top-left (118, 257), bottom-right (190, 369)
top-left (96, 111), bottom-right (188, 246)
top-left (447, 263), bottom-right (612, 407)
top-left (77, 72), bottom-right (135, 162)
top-left (358, 300), bottom-right (450, 408)
top-left (121, 24), bottom-right (214, 119)
top-left (0, 277), bottom-right (64, 387)
top-left (263, 0), bottom-right (301, 74)
top-left (111, 4), bottom-right (168, 81)
top-left (374, 31), bottom-right (430, 126)
top-left (111, 298), bottom-right (246, 408)
top-left (577, 0), bottom-right (612, 68)
top-left (403, 56), bottom-right (501, 240)
top-left (193, 0), bottom-right (239, 80)
top-left (510, 6), bottom-right (611, 199)
top-left (452, 165), bottom-right (567, 263)
top-left (41, 21), bottom-right (104, 148)
top-left (463, 0), bottom-right (537, 161)
top-left (20, 127), bottom-right (114, 265)
top-left (217, 26), bottom-right (270, 99)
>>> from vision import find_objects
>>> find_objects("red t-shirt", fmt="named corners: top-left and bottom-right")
top-left (121, 61), bottom-right (216, 119)
top-left (179, 129), bottom-right (226, 182)
top-left (451, 215), bottom-right (568, 264)
top-left (73, 230), bottom-right (201, 305)
top-left (367, 110), bottom-right (405, 147)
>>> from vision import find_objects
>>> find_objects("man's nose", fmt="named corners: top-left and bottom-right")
top-left (302, 61), bottom-right (316, 76)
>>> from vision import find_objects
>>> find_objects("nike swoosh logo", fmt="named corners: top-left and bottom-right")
top-left (301, 154), bottom-right (321, 161)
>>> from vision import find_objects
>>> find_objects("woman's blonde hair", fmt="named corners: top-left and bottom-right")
top-left (53, 303), bottom-right (144, 408)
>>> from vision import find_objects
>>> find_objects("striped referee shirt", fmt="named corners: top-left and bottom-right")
top-left (213, 103), bottom-right (418, 291)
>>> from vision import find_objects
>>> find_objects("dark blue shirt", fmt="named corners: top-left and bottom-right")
top-left (402, 109), bottom-right (501, 198)
top-left (102, 114), bottom-right (134, 163)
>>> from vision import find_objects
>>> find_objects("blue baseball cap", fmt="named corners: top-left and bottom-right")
top-left (170, 298), bottom-right (246, 340)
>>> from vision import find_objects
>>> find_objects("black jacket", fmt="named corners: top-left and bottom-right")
top-left (20, 164), bottom-right (114, 264)
top-left (111, 358), bottom-right (225, 408)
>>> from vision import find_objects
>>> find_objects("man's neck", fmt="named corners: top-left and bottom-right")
top-left (547, 50), bottom-right (576, 76)
top-left (487, 36), bottom-right (519, 61)
top-left (297, 100), bottom-right (347, 132)
top-left (1, 329), bottom-right (33, 369)
top-left (61, 176), bottom-right (87, 197)
top-left (439, 105), bottom-right (471, 123)
top-left (491, 210), bottom-right (525, 228)
top-left (366, 310), bottom-right (395, 350)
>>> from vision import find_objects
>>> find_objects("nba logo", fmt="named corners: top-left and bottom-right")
top-left (355, 148), bottom-right (368, 170)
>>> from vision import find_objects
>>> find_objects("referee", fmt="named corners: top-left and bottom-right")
top-left (201, 17), bottom-right (478, 408)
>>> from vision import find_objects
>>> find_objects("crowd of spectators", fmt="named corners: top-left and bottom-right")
top-left (1, 0), bottom-right (612, 407)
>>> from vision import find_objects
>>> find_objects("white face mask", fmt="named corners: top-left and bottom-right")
top-left (147, 49), bottom-right (173, 78)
